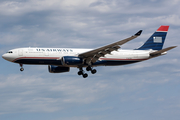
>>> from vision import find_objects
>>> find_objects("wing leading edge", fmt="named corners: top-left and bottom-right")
top-left (78, 30), bottom-right (142, 64)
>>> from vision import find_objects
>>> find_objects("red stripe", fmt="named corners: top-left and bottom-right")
top-left (13, 57), bottom-right (59, 62)
top-left (156, 25), bottom-right (169, 32)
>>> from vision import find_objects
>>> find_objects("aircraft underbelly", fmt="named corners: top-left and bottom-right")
top-left (14, 58), bottom-right (62, 65)
top-left (13, 57), bottom-right (146, 67)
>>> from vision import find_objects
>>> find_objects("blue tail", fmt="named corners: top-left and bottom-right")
top-left (137, 25), bottom-right (169, 50)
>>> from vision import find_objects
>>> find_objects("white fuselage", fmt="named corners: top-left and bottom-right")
top-left (2, 47), bottom-right (153, 67)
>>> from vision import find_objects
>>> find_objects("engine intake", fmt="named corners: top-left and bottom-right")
top-left (48, 65), bottom-right (70, 73)
top-left (61, 56), bottom-right (83, 65)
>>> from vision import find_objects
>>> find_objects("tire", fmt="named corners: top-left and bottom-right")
top-left (86, 66), bottom-right (91, 71)
top-left (91, 69), bottom-right (97, 74)
top-left (20, 68), bottom-right (24, 71)
top-left (78, 71), bottom-right (83, 75)
top-left (83, 73), bottom-right (88, 78)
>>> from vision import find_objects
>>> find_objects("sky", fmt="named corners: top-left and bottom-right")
top-left (0, 0), bottom-right (180, 120)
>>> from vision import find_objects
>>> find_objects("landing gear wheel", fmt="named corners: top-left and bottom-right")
top-left (86, 65), bottom-right (97, 75)
top-left (78, 71), bottom-right (83, 75)
top-left (86, 66), bottom-right (92, 71)
top-left (91, 69), bottom-right (97, 74)
top-left (83, 73), bottom-right (88, 78)
top-left (20, 68), bottom-right (24, 71)
top-left (19, 64), bottom-right (24, 72)
top-left (78, 67), bottom-right (88, 78)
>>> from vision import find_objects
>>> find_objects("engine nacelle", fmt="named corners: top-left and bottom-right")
top-left (48, 65), bottom-right (70, 73)
top-left (61, 56), bottom-right (83, 65)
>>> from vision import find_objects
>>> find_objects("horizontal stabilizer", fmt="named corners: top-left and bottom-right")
top-left (150, 46), bottom-right (177, 57)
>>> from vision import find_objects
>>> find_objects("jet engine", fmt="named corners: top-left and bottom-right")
top-left (48, 65), bottom-right (70, 73)
top-left (61, 56), bottom-right (83, 65)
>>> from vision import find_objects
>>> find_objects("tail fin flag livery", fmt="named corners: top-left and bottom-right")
top-left (137, 25), bottom-right (169, 50)
top-left (2, 25), bottom-right (177, 78)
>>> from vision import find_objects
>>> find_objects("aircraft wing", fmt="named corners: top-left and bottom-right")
top-left (78, 30), bottom-right (142, 64)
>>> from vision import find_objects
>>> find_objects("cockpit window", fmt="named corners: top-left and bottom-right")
top-left (7, 51), bottom-right (13, 53)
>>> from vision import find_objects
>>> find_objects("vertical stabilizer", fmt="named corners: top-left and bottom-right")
top-left (137, 25), bottom-right (169, 50)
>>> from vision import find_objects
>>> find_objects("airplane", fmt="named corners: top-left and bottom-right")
top-left (2, 25), bottom-right (177, 78)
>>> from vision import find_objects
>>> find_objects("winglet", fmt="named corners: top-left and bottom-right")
top-left (135, 30), bottom-right (142, 36)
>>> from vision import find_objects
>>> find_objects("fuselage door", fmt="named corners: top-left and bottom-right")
top-left (18, 49), bottom-right (23, 56)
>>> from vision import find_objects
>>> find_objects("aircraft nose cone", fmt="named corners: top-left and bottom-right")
top-left (2, 53), bottom-right (15, 62)
top-left (2, 53), bottom-right (10, 61)
top-left (2, 54), bottom-right (6, 59)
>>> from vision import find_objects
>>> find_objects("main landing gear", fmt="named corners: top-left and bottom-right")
top-left (78, 69), bottom-right (88, 78)
top-left (78, 66), bottom-right (97, 78)
top-left (86, 66), bottom-right (97, 74)
top-left (19, 64), bottom-right (24, 71)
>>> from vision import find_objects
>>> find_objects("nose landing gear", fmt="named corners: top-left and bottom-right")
top-left (19, 64), bottom-right (24, 71)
